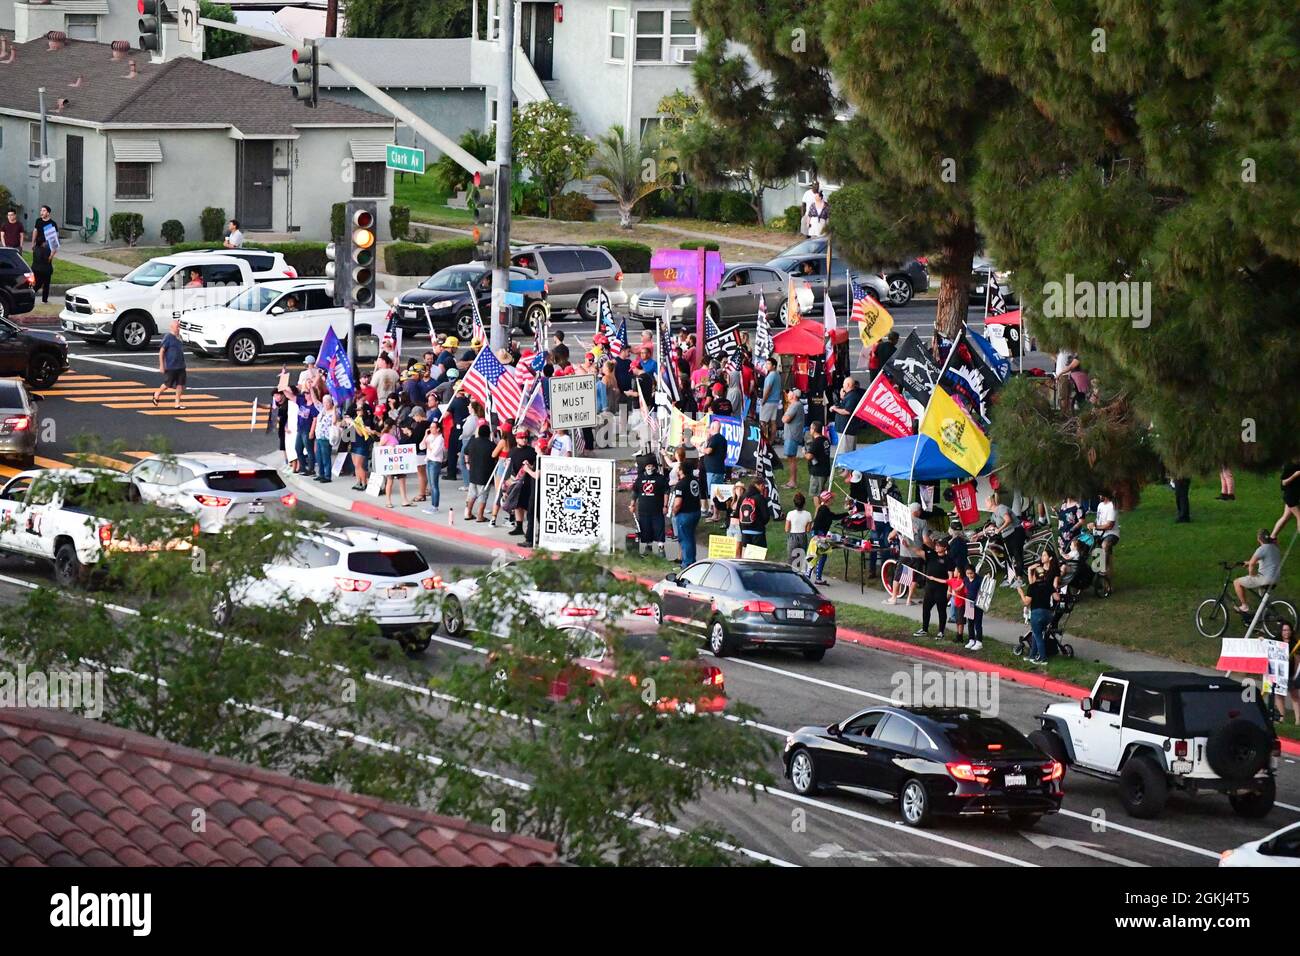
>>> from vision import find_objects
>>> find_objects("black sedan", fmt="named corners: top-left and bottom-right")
top-left (784, 706), bottom-right (1064, 827)
top-left (388, 263), bottom-right (547, 339)
top-left (650, 559), bottom-right (836, 661)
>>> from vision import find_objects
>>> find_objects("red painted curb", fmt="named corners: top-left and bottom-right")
top-left (351, 499), bottom-right (533, 558)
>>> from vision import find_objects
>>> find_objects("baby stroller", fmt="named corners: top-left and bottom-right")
top-left (1059, 531), bottom-right (1112, 599)
top-left (1014, 591), bottom-right (1077, 659)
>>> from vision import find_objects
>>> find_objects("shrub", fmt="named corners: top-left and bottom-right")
top-left (382, 238), bottom-right (476, 277)
top-left (199, 207), bottom-right (226, 242)
top-left (551, 192), bottom-right (596, 222)
top-left (109, 212), bottom-right (144, 246)
top-left (389, 205), bottom-right (411, 241)
top-left (167, 240), bottom-right (328, 276)
top-left (512, 180), bottom-right (545, 217)
top-left (775, 205), bottom-right (802, 233)
top-left (695, 190), bottom-right (723, 221)
top-left (330, 202), bottom-right (346, 242)
top-left (160, 219), bottom-right (185, 245)
top-left (592, 240), bottom-right (652, 273)
top-left (678, 240), bottom-right (720, 252)
top-left (719, 191), bottom-right (757, 224)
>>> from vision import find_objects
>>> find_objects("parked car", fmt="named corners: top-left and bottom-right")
top-left (0, 379), bottom-right (40, 468)
top-left (1220, 820), bottom-right (1300, 867)
top-left (629, 264), bottom-right (793, 329)
top-left (764, 253), bottom-right (890, 314)
top-left (509, 244), bottom-right (627, 321)
top-left (212, 526), bottom-right (443, 653)
top-left (969, 256), bottom-right (1018, 309)
top-left (783, 706), bottom-right (1064, 828)
top-left (650, 559), bottom-right (836, 661)
top-left (125, 453), bottom-right (296, 532)
top-left (177, 279), bottom-right (388, 364)
top-left (1032, 671), bottom-right (1279, 819)
top-left (0, 247), bottom-right (36, 321)
top-left (170, 249), bottom-right (298, 281)
top-left (775, 237), bottom-right (929, 306)
top-left (61, 254), bottom-right (257, 350)
top-left (388, 263), bottom-right (547, 340)
top-left (0, 314), bottom-right (69, 388)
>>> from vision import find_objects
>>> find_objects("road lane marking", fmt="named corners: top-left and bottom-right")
top-left (707, 652), bottom-right (896, 704)
top-left (104, 400), bottom-right (252, 409)
top-left (68, 354), bottom-right (164, 373)
top-left (34, 456), bottom-right (70, 469)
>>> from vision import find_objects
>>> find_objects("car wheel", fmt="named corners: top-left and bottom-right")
top-left (441, 594), bottom-right (465, 637)
top-left (778, 300), bottom-right (789, 325)
top-left (801, 646), bottom-right (827, 662)
top-left (454, 309), bottom-right (475, 340)
top-left (115, 314), bottom-right (152, 350)
top-left (26, 352), bottom-right (61, 389)
top-left (524, 301), bottom-right (548, 335)
top-left (1229, 777), bottom-right (1276, 819)
top-left (398, 628), bottom-right (433, 655)
top-left (578, 291), bottom-right (600, 322)
top-left (1093, 575), bottom-right (1113, 599)
top-left (16, 454), bottom-right (34, 470)
top-left (899, 778), bottom-right (932, 828)
top-left (211, 591), bottom-right (233, 627)
top-left (788, 748), bottom-right (819, 795)
top-left (708, 618), bottom-right (732, 657)
top-left (885, 275), bottom-right (913, 306)
top-left (651, 599), bottom-right (663, 625)
top-left (53, 541), bottom-right (86, 589)
top-left (1027, 728), bottom-right (1068, 767)
top-left (1118, 755), bottom-right (1168, 818)
top-left (227, 332), bottom-right (260, 365)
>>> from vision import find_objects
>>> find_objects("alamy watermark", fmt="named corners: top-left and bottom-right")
top-left (890, 664), bottom-right (999, 714)
top-left (1041, 274), bottom-right (1152, 329)
top-left (0, 663), bottom-right (104, 718)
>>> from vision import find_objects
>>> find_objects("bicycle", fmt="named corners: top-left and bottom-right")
top-left (1194, 561), bottom-right (1297, 639)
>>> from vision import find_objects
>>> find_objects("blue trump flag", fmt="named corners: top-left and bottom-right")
top-left (319, 327), bottom-right (355, 406)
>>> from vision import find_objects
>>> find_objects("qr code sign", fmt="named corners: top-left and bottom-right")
top-left (542, 471), bottom-right (604, 540)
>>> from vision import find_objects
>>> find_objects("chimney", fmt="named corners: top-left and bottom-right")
top-left (54, 97), bottom-right (69, 113)
top-left (110, 40), bottom-right (131, 61)
top-left (47, 30), bottom-right (67, 52)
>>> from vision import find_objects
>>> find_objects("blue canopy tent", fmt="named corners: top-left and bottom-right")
top-left (836, 436), bottom-right (997, 482)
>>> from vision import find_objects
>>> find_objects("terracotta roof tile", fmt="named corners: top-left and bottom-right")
top-left (0, 710), bottom-right (557, 867)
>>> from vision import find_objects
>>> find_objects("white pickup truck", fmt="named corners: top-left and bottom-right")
top-left (60, 254), bottom-right (257, 351)
top-left (0, 468), bottom-right (194, 587)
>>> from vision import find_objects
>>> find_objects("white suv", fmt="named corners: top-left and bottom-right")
top-left (179, 279), bottom-right (389, 364)
top-left (1033, 671), bottom-right (1279, 819)
top-left (213, 526), bottom-right (443, 653)
top-left (61, 254), bottom-right (256, 350)
top-left (171, 249), bottom-right (298, 281)
top-left (125, 452), bottom-right (296, 532)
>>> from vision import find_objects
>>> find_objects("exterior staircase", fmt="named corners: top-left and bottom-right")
top-left (541, 79), bottom-right (622, 221)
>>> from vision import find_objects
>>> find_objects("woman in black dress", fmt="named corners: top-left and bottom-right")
top-left (1272, 460), bottom-right (1300, 540)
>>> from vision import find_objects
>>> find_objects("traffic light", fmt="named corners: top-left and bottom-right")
top-left (471, 165), bottom-right (496, 262)
top-left (290, 42), bottom-right (319, 108)
top-left (137, 0), bottom-right (164, 54)
top-left (323, 240), bottom-right (345, 306)
top-left (345, 201), bottom-right (377, 309)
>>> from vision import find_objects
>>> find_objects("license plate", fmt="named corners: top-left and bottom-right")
top-left (785, 609), bottom-right (808, 620)
top-left (976, 285), bottom-right (986, 293)
top-left (1171, 759), bottom-right (1193, 774)
top-left (386, 586), bottom-right (409, 599)
top-left (1003, 773), bottom-right (1027, 788)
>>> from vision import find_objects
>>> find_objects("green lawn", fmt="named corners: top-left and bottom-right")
top-left (21, 252), bottom-right (108, 285)
top-left (394, 175), bottom-right (473, 226)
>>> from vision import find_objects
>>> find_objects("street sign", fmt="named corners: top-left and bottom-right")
top-left (177, 0), bottom-right (199, 45)
top-left (508, 278), bottom-right (546, 293)
top-left (503, 291), bottom-right (525, 307)
top-left (385, 144), bottom-right (426, 175)
top-left (650, 248), bottom-right (724, 295)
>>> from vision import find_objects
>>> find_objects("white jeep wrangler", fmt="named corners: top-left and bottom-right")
top-left (1031, 670), bottom-right (1279, 819)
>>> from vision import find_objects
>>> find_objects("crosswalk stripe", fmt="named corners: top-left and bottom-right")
top-left (34, 456), bottom-right (71, 470)
top-left (57, 374), bottom-right (113, 381)
top-left (40, 381), bottom-right (150, 390)
top-left (122, 451), bottom-right (154, 460)
top-left (65, 452), bottom-right (135, 471)
top-left (209, 423), bottom-right (264, 431)
top-left (64, 394), bottom-right (220, 403)
top-left (136, 407), bottom-right (247, 418)
top-left (104, 402), bottom-right (252, 410)
top-left (177, 415), bottom-right (264, 424)
top-left (0, 463), bottom-right (20, 478)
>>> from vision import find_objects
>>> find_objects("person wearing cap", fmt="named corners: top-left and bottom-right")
top-left (432, 366), bottom-right (459, 406)
top-left (781, 387), bottom-right (805, 488)
top-left (811, 490), bottom-right (847, 584)
top-left (804, 420), bottom-right (831, 499)
top-left (436, 338), bottom-right (458, 375)
top-left (506, 429), bottom-right (538, 541)
top-left (297, 355), bottom-right (318, 391)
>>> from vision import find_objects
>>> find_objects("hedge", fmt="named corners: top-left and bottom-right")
top-left (551, 192), bottom-right (595, 222)
top-left (718, 191), bottom-right (758, 224)
top-left (109, 212), bottom-right (144, 245)
top-left (678, 240), bottom-right (720, 252)
top-left (389, 205), bottom-right (411, 241)
top-left (200, 207), bottom-right (226, 243)
top-left (589, 239), bottom-right (651, 273)
top-left (160, 219), bottom-right (185, 245)
top-left (383, 238), bottom-right (476, 276)
top-left (167, 240), bottom-right (329, 277)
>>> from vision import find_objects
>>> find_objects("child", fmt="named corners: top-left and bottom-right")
top-left (963, 565), bottom-right (985, 651)
top-left (785, 492), bottom-right (813, 571)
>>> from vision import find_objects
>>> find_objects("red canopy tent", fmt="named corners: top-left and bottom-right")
top-left (772, 319), bottom-right (847, 355)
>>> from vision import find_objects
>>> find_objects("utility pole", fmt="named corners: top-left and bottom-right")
top-left (325, 0), bottom-right (337, 37)
top-left (490, 0), bottom-right (515, 353)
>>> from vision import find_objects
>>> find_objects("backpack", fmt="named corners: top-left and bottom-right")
top-left (739, 495), bottom-right (759, 526)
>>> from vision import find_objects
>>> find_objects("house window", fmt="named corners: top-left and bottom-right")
top-left (115, 162), bottom-right (152, 200)
top-left (608, 7), bottom-right (626, 61)
top-left (65, 14), bottom-right (98, 40)
top-left (797, 169), bottom-right (813, 187)
top-left (353, 161), bottom-right (385, 198)
top-left (28, 122), bottom-right (42, 162)
top-left (669, 10), bottom-right (696, 49)
top-left (635, 10), bottom-right (664, 62)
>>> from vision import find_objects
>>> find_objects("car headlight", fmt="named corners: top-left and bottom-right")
top-left (785, 735), bottom-right (796, 748)
top-left (429, 299), bottom-right (454, 310)
top-left (92, 303), bottom-right (116, 314)
top-left (671, 297), bottom-right (693, 311)
top-left (55, 334), bottom-right (66, 344)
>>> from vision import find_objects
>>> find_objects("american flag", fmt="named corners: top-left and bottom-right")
top-left (515, 349), bottom-right (543, 401)
top-left (754, 292), bottom-right (772, 360)
top-left (466, 282), bottom-right (486, 344)
top-left (823, 292), bottom-right (836, 376)
top-left (986, 269), bottom-right (1008, 316)
top-left (517, 376), bottom-right (549, 433)
top-left (462, 347), bottom-right (523, 419)
top-left (657, 299), bottom-right (680, 404)
top-left (598, 290), bottom-right (628, 358)
top-left (849, 274), bottom-right (880, 324)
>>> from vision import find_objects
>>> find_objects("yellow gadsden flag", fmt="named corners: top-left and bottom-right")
top-left (856, 295), bottom-right (894, 350)
top-left (920, 386), bottom-right (991, 476)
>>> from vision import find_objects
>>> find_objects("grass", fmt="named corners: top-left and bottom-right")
top-left (394, 175), bottom-right (473, 227)
top-left (84, 246), bottom-right (168, 269)
top-left (21, 252), bottom-right (108, 285)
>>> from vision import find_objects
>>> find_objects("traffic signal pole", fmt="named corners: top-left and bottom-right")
top-left (489, 0), bottom-right (515, 353)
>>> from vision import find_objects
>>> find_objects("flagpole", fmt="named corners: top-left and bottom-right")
top-left (904, 334), bottom-right (962, 504)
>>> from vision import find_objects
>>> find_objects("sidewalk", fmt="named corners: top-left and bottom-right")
top-left (57, 240), bottom-right (130, 277)
top-left (264, 447), bottom-right (1215, 680)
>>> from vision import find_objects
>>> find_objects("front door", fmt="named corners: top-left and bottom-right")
top-left (64, 135), bottom-right (83, 227)
top-left (237, 141), bottom-right (274, 231)
top-left (532, 4), bottom-right (555, 81)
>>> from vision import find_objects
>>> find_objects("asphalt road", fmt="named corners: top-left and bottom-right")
top-left (20, 343), bottom-right (1279, 870)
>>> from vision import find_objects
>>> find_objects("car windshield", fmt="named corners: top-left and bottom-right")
top-left (347, 550), bottom-right (430, 577)
top-left (123, 261), bottom-right (174, 287)
top-left (767, 257), bottom-right (804, 273)
top-left (0, 381), bottom-right (26, 409)
top-left (737, 568), bottom-right (817, 596)
top-left (943, 717), bottom-right (1041, 759)
top-left (1179, 690), bottom-right (1270, 737)
top-left (421, 268), bottom-right (481, 291)
top-left (225, 286), bottom-right (281, 312)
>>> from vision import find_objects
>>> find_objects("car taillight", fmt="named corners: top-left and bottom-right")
top-left (1174, 740), bottom-right (1188, 758)
top-left (817, 601), bottom-right (835, 618)
top-left (703, 666), bottom-right (724, 688)
top-left (614, 271), bottom-right (623, 282)
top-left (284, 268), bottom-right (298, 278)
top-left (1042, 760), bottom-right (1064, 782)
top-left (334, 577), bottom-right (372, 592)
top-left (97, 524), bottom-right (112, 546)
top-left (193, 494), bottom-right (232, 507)
top-left (421, 575), bottom-right (443, 590)
top-left (987, 743), bottom-right (1003, 751)
top-left (633, 605), bottom-right (656, 616)
top-left (561, 606), bottom-right (598, 617)
top-left (280, 493), bottom-right (297, 507)
top-left (743, 600), bottom-right (776, 613)
top-left (238, 469), bottom-right (256, 476)
top-left (946, 762), bottom-right (992, 783)
top-left (23, 272), bottom-right (34, 286)
top-left (4, 416), bottom-right (30, 431)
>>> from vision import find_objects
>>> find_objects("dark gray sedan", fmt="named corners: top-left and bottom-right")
top-left (651, 559), bottom-right (837, 661)
top-left (0, 379), bottom-right (38, 467)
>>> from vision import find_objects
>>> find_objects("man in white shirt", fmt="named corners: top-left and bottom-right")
top-left (799, 179), bottom-right (820, 236)
top-left (549, 429), bottom-right (573, 457)
top-left (224, 219), bottom-right (244, 249)
top-left (1093, 489), bottom-right (1120, 575)
top-left (297, 355), bottom-right (318, 391)
top-left (1054, 349), bottom-right (1080, 410)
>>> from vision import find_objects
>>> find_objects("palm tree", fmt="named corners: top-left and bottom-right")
top-left (587, 125), bottom-right (670, 229)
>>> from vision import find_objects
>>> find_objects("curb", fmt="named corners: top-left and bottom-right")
top-left (279, 462), bottom-right (1300, 756)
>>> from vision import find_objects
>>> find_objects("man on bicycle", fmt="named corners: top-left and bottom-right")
top-left (1234, 529), bottom-right (1282, 614)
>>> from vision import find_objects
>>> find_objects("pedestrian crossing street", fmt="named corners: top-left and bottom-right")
top-left (36, 373), bottom-right (267, 432)
top-left (0, 449), bottom-right (152, 480)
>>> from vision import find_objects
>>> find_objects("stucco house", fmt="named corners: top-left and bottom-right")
top-left (0, 27), bottom-right (396, 243)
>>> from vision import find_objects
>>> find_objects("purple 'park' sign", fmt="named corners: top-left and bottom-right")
top-left (651, 249), bottom-right (724, 295)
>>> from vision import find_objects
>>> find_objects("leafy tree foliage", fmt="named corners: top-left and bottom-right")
top-left (431, 128), bottom-right (495, 197)
top-left (343, 0), bottom-right (471, 39)
top-left (588, 125), bottom-right (671, 229)
top-left (199, 2), bottom-right (250, 60)
top-left (512, 102), bottom-right (595, 216)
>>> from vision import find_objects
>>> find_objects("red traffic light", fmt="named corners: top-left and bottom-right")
top-left (292, 48), bottom-right (300, 62)
top-left (353, 209), bottom-right (374, 229)
top-left (137, 0), bottom-right (145, 12)
top-left (473, 171), bottom-right (482, 188)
